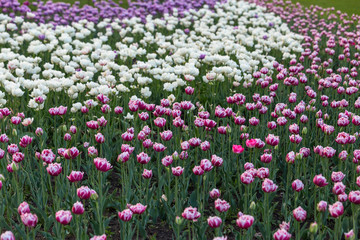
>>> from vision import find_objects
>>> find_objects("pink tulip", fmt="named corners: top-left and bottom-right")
top-left (18, 202), bottom-right (30, 215)
top-left (21, 213), bottom-right (38, 228)
top-left (142, 169), bottom-right (152, 179)
top-left (207, 216), bottom-right (222, 228)
top-left (257, 167), bottom-right (269, 179)
top-left (232, 145), bottom-right (244, 154)
top-left (313, 174), bottom-right (328, 187)
top-left (77, 186), bottom-right (92, 200)
top-left (41, 149), bottom-right (56, 164)
top-left (172, 166), bottom-right (184, 176)
top-left (211, 155), bottom-right (223, 167)
top-left (317, 201), bottom-right (327, 212)
top-left (200, 159), bottom-right (213, 172)
top-left (137, 152), bottom-right (151, 164)
top-left (214, 198), bottom-right (230, 213)
top-left (236, 215), bottom-right (254, 229)
top-left (331, 172), bottom-right (345, 183)
top-left (162, 156), bottom-right (173, 167)
top-left (129, 203), bottom-right (147, 214)
top-left (262, 178), bottom-right (278, 193)
top-left (241, 171), bottom-right (254, 184)
top-left (67, 171), bottom-right (84, 182)
top-left (118, 209), bottom-right (133, 221)
top-left (182, 207), bottom-right (201, 221)
top-left (246, 139), bottom-right (257, 148)
top-left (95, 133), bottom-right (105, 143)
top-left (55, 210), bottom-right (72, 225)
top-left (332, 182), bottom-right (346, 195)
top-left (0, 231), bottom-right (15, 240)
top-left (90, 234), bottom-right (107, 240)
top-left (72, 201), bottom-right (85, 215)
top-left (328, 202), bottom-right (344, 218)
top-left (209, 189), bottom-right (220, 199)
top-left (349, 191), bottom-right (360, 204)
top-left (273, 229), bottom-right (292, 240)
top-left (46, 163), bottom-right (62, 176)
top-left (193, 166), bottom-right (204, 175)
top-left (293, 206), bottom-right (307, 222)
top-left (292, 179), bottom-right (304, 192)
top-left (94, 158), bottom-right (112, 172)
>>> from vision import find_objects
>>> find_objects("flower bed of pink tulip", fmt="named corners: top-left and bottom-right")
top-left (1, 0), bottom-right (360, 239)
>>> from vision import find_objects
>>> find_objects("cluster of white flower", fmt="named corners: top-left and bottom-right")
top-left (0, 0), bottom-right (303, 109)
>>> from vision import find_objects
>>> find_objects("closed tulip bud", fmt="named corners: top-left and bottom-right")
top-left (90, 190), bottom-right (98, 200)
top-left (344, 230), bottom-right (355, 240)
top-left (250, 201), bottom-right (256, 210)
top-left (10, 162), bottom-right (19, 171)
top-left (302, 127), bottom-right (307, 135)
top-left (309, 222), bottom-right (318, 234)
top-left (62, 125), bottom-right (67, 132)
top-left (12, 129), bottom-right (17, 137)
top-left (175, 216), bottom-right (183, 225)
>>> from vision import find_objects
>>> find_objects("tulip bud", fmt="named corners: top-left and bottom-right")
top-left (175, 216), bottom-right (183, 225)
top-left (250, 201), bottom-right (256, 210)
top-left (302, 127), bottom-right (307, 135)
top-left (161, 194), bottom-right (168, 202)
top-left (172, 151), bottom-right (179, 161)
top-left (226, 126), bottom-right (231, 134)
top-left (11, 162), bottom-right (19, 171)
top-left (12, 129), bottom-right (17, 136)
top-left (90, 191), bottom-right (98, 200)
top-left (56, 156), bottom-right (61, 162)
top-left (295, 153), bottom-right (303, 161)
top-left (62, 125), bottom-right (67, 132)
top-left (274, 145), bottom-right (278, 150)
top-left (309, 222), bottom-right (318, 234)
top-left (240, 125), bottom-right (248, 132)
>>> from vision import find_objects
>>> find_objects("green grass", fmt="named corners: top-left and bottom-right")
top-left (291, 0), bottom-right (360, 15)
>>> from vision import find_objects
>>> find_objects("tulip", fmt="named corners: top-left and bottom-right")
top-left (77, 186), bottom-right (92, 200)
top-left (18, 202), bottom-right (31, 215)
top-left (236, 215), bottom-right (254, 229)
top-left (0, 231), bottom-right (15, 240)
top-left (21, 213), bottom-right (38, 228)
top-left (214, 198), bottom-right (230, 212)
top-left (207, 216), bottom-right (222, 228)
top-left (232, 145), bottom-right (244, 154)
top-left (328, 202), bottom-right (344, 218)
top-left (181, 207), bottom-right (201, 221)
top-left (273, 229), bottom-right (291, 240)
top-left (118, 209), bottom-right (133, 221)
top-left (129, 203), bottom-right (147, 214)
top-left (55, 210), bottom-right (72, 225)
top-left (94, 158), bottom-right (112, 172)
top-left (72, 201), bottom-right (85, 215)
top-left (293, 206), bottom-right (307, 222)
